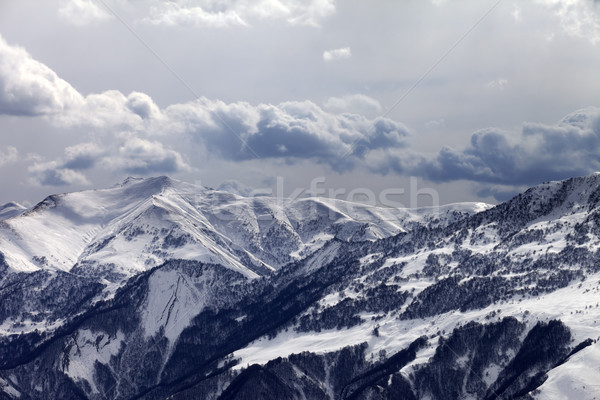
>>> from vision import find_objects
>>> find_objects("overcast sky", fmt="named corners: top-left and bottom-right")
top-left (0, 0), bottom-right (599, 206)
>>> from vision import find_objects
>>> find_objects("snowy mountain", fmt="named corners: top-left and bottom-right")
top-left (0, 202), bottom-right (26, 220)
top-left (0, 176), bottom-right (486, 280)
top-left (1, 175), bottom-right (600, 399)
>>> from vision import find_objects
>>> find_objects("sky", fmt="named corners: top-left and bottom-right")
top-left (0, 0), bottom-right (599, 207)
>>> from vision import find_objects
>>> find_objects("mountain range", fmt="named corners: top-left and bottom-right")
top-left (1, 174), bottom-right (600, 399)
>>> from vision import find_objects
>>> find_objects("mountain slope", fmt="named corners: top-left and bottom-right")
top-left (0, 176), bottom-right (488, 280)
top-left (0, 202), bottom-right (26, 220)
top-left (1, 175), bottom-right (600, 399)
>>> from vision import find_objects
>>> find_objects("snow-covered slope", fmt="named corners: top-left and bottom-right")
top-left (3, 174), bottom-right (600, 399)
top-left (0, 202), bottom-right (26, 220)
top-left (0, 176), bottom-right (489, 280)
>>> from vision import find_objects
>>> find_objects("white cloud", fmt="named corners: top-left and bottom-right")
top-left (28, 137), bottom-right (191, 186)
top-left (0, 146), bottom-right (18, 166)
top-left (323, 94), bottom-right (382, 114)
top-left (485, 78), bottom-right (508, 90)
top-left (144, 0), bottom-right (335, 27)
top-left (0, 35), bottom-right (83, 116)
top-left (62, 142), bottom-right (106, 170)
top-left (323, 47), bottom-right (351, 61)
top-left (283, 0), bottom-right (336, 26)
top-left (145, 2), bottom-right (248, 28)
top-left (107, 137), bottom-right (191, 175)
top-left (425, 119), bottom-right (446, 129)
top-left (0, 35), bottom-right (405, 179)
top-left (58, 0), bottom-right (113, 26)
top-left (536, 0), bottom-right (600, 44)
top-left (56, 90), bottom-right (162, 129)
top-left (28, 160), bottom-right (91, 186)
top-left (512, 4), bottom-right (522, 21)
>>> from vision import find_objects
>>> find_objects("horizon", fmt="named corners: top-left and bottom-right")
top-left (4, 171), bottom-right (600, 212)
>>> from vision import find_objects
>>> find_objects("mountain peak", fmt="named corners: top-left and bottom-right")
top-left (119, 175), bottom-right (175, 189)
top-left (119, 176), bottom-right (145, 186)
top-left (0, 201), bottom-right (27, 220)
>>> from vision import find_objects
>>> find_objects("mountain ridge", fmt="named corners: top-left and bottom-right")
top-left (0, 176), bottom-right (490, 279)
top-left (1, 174), bottom-right (600, 399)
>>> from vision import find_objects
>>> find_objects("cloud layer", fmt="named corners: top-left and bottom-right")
top-left (1, 31), bottom-right (600, 202)
top-left (412, 107), bottom-right (600, 187)
top-left (163, 98), bottom-right (408, 169)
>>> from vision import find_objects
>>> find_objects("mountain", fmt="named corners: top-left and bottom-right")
top-left (0, 202), bottom-right (26, 220)
top-left (1, 175), bottom-right (600, 399)
top-left (0, 176), bottom-right (487, 279)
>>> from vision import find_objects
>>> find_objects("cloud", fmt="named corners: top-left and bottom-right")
top-left (126, 92), bottom-right (162, 120)
top-left (28, 138), bottom-right (190, 187)
top-left (28, 161), bottom-right (91, 186)
top-left (164, 98), bottom-right (409, 171)
top-left (475, 183), bottom-right (528, 202)
top-left (411, 107), bottom-right (600, 188)
top-left (512, 4), bottom-right (522, 22)
top-left (107, 137), bottom-right (191, 175)
top-left (0, 146), bottom-right (18, 166)
top-left (283, 0), bottom-right (336, 26)
top-left (144, 0), bottom-right (335, 27)
top-left (62, 142), bottom-right (105, 170)
top-left (323, 47), bottom-right (351, 61)
top-left (535, 0), bottom-right (600, 44)
top-left (217, 179), bottom-right (267, 196)
top-left (0, 35), bottom-right (83, 116)
top-left (55, 90), bottom-right (161, 129)
top-left (323, 94), bottom-right (382, 114)
top-left (0, 36), bottom-right (406, 180)
top-left (425, 119), bottom-right (445, 129)
top-left (485, 78), bottom-right (508, 90)
top-left (145, 2), bottom-right (248, 28)
top-left (28, 142), bottom-right (102, 186)
top-left (6, 31), bottom-right (599, 201)
top-left (58, 0), bottom-right (113, 26)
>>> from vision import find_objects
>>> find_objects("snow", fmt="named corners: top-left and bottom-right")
top-left (7, 175), bottom-right (600, 397)
top-left (534, 341), bottom-right (600, 400)
top-left (232, 268), bottom-right (600, 385)
top-left (0, 202), bottom-right (27, 220)
top-left (142, 269), bottom-right (212, 343)
top-left (65, 329), bottom-right (124, 393)
top-left (0, 376), bottom-right (20, 398)
top-left (0, 176), bottom-right (488, 281)
top-left (232, 325), bottom-right (374, 370)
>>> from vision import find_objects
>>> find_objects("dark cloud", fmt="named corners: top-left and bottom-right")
top-left (175, 99), bottom-right (410, 172)
top-left (412, 107), bottom-right (600, 188)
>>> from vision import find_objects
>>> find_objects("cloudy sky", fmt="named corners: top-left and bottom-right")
top-left (0, 0), bottom-right (599, 206)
